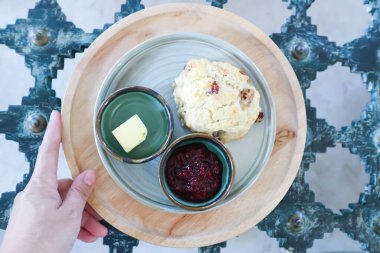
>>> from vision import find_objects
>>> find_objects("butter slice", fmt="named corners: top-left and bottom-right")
top-left (112, 114), bottom-right (148, 153)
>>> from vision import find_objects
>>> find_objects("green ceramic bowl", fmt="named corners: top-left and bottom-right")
top-left (159, 134), bottom-right (235, 211)
top-left (96, 86), bottom-right (174, 164)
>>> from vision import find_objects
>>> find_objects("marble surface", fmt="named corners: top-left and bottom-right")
top-left (0, 0), bottom-right (371, 252)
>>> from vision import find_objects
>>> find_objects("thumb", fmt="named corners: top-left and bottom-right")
top-left (62, 170), bottom-right (96, 212)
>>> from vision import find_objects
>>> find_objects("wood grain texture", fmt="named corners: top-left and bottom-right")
top-left (62, 3), bottom-right (306, 248)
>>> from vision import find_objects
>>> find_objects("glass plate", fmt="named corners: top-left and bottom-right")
top-left (93, 32), bottom-right (276, 214)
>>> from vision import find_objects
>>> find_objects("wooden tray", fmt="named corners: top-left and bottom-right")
top-left (62, 3), bottom-right (306, 248)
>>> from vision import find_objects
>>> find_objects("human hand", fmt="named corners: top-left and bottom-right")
top-left (0, 111), bottom-right (107, 253)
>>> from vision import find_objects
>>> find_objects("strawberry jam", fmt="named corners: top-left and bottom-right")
top-left (165, 144), bottom-right (222, 203)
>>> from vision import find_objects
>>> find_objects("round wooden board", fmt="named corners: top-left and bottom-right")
top-left (62, 3), bottom-right (306, 248)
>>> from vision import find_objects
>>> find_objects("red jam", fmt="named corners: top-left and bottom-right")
top-left (165, 144), bottom-right (222, 203)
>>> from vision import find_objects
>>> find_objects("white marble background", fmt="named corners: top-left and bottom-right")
top-left (0, 0), bottom-right (372, 252)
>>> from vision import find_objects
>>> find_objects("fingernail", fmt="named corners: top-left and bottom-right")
top-left (50, 110), bottom-right (59, 121)
top-left (83, 170), bottom-right (96, 186)
top-left (102, 227), bottom-right (108, 237)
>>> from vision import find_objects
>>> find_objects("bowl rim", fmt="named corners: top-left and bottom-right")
top-left (158, 133), bottom-right (236, 211)
top-left (95, 86), bottom-right (174, 164)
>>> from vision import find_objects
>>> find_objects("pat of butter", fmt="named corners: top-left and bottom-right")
top-left (112, 114), bottom-right (148, 153)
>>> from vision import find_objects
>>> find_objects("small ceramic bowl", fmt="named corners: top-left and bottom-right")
top-left (159, 134), bottom-right (235, 211)
top-left (96, 86), bottom-right (174, 164)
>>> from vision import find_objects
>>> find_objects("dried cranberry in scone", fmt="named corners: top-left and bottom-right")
top-left (212, 130), bottom-right (226, 141)
top-left (255, 112), bottom-right (264, 123)
top-left (240, 88), bottom-right (254, 106)
top-left (184, 63), bottom-right (192, 72)
top-left (208, 81), bottom-right (220, 95)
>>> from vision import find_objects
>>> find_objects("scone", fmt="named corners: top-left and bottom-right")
top-left (173, 58), bottom-right (262, 142)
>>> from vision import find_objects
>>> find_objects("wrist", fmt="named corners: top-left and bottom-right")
top-left (1, 240), bottom-right (42, 253)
